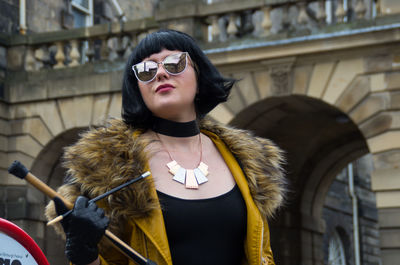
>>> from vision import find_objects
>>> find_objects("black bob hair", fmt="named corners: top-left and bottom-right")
top-left (121, 29), bottom-right (236, 129)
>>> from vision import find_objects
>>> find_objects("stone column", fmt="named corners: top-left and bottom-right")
top-left (371, 150), bottom-right (400, 265)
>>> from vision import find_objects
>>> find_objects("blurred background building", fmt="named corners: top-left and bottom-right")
top-left (0, 0), bottom-right (399, 264)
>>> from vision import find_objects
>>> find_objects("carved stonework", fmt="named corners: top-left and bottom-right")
top-left (264, 57), bottom-right (295, 95)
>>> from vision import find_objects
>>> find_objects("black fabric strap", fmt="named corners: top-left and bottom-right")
top-left (152, 116), bottom-right (200, 137)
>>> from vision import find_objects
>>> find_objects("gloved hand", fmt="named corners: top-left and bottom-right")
top-left (53, 196), bottom-right (109, 265)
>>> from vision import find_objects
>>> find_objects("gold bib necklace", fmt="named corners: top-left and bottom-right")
top-left (157, 134), bottom-right (209, 189)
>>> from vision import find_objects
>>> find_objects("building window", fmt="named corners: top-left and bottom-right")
top-left (328, 230), bottom-right (346, 265)
top-left (71, 0), bottom-right (93, 28)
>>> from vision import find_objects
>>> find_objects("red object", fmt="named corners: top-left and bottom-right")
top-left (0, 218), bottom-right (49, 265)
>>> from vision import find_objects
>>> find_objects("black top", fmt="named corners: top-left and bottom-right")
top-left (157, 185), bottom-right (247, 265)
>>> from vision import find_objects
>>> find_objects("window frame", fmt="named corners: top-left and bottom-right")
top-left (71, 0), bottom-right (93, 27)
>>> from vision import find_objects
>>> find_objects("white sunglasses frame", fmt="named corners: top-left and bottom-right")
top-left (132, 52), bottom-right (189, 83)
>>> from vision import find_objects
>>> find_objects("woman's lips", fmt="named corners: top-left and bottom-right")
top-left (156, 84), bottom-right (174, 93)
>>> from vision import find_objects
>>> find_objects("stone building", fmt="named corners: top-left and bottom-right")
top-left (0, 0), bottom-right (399, 264)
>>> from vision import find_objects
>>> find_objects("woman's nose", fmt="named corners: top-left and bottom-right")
top-left (155, 64), bottom-right (169, 81)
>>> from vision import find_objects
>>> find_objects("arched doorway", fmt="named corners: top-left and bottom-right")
top-left (230, 95), bottom-right (370, 264)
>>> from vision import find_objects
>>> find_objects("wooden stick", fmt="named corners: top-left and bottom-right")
top-left (26, 172), bottom-right (75, 209)
top-left (8, 160), bottom-right (152, 265)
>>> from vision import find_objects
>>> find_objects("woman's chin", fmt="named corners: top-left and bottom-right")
top-left (152, 104), bottom-right (196, 121)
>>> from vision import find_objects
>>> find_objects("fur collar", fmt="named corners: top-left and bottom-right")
top-left (48, 117), bottom-right (286, 234)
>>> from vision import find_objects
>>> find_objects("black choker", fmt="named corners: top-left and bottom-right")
top-left (152, 116), bottom-right (200, 137)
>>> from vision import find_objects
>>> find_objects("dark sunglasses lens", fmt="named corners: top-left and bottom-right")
top-left (134, 61), bottom-right (158, 82)
top-left (164, 53), bottom-right (187, 74)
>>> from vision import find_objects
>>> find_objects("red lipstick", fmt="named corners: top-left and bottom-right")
top-left (156, 83), bottom-right (174, 93)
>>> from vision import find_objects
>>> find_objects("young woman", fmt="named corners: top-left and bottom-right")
top-left (46, 29), bottom-right (287, 265)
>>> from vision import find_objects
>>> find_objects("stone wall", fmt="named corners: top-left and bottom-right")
top-left (119, 0), bottom-right (158, 20)
top-left (26, 0), bottom-right (65, 32)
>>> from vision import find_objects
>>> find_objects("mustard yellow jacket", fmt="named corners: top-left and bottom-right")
top-left (45, 118), bottom-right (286, 265)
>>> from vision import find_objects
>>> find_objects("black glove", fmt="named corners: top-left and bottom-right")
top-left (53, 196), bottom-right (109, 265)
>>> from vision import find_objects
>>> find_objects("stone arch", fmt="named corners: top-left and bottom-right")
top-left (210, 55), bottom-right (400, 263)
top-left (210, 53), bottom-right (399, 156)
top-left (295, 58), bottom-right (400, 265)
top-left (228, 94), bottom-right (369, 264)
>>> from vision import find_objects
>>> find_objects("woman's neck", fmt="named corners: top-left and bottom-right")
top-left (154, 104), bottom-right (197, 123)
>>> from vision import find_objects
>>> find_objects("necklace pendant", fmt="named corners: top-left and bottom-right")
top-left (198, 162), bottom-right (209, 176)
top-left (185, 169), bottom-right (199, 189)
top-left (167, 160), bottom-right (179, 175)
top-left (173, 167), bottom-right (186, 184)
top-left (168, 160), bottom-right (186, 184)
top-left (194, 168), bottom-right (208, 184)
